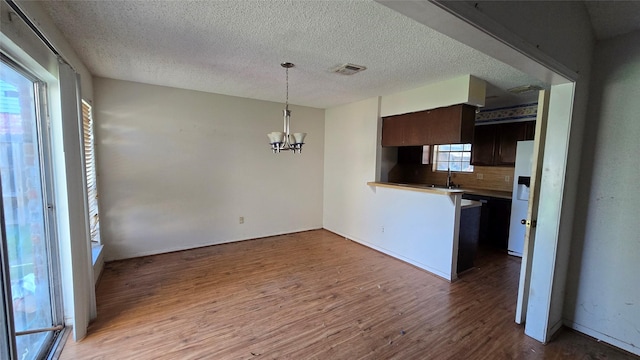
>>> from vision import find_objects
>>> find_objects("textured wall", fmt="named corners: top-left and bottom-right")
top-left (564, 30), bottom-right (640, 355)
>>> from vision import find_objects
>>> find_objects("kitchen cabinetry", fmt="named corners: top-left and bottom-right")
top-left (382, 104), bottom-right (476, 146)
top-left (397, 146), bottom-right (428, 164)
top-left (462, 194), bottom-right (511, 250)
top-left (487, 198), bottom-right (512, 249)
top-left (457, 205), bottom-right (481, 273)
top-left (471, 121), bottom-right (535, 166)
top-left (470, 124), bottom-right (495, 166)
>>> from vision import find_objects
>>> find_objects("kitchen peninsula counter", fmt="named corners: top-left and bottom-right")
top-left (367, 182), bottom-right (511, 200)
top-left (367, 181), bottom-right (463, 195)
top-left (363, 181), bottom-right (482, 281)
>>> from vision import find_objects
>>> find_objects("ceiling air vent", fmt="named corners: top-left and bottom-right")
top-left (508, 84), bottom-right (543, 94)
top-left (332, 63), bottom-right (367, 75)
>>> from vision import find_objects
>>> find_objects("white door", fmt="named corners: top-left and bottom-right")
top-left (1, 57), bottom-right (64, 360)
top-left (515, 90), bottom-right (550, 324)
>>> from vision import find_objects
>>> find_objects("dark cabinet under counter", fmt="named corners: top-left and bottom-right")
top-left (457, 204), bottom-right (481, 274)
top-left (462, 193), bottom-right (512, 250)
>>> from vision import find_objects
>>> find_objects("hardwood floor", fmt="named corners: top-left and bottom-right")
top-left (60, 230), bottom-right (635, 359)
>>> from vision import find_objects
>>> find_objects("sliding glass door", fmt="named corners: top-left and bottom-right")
top-left (1, 57), bottom-right (63, 360)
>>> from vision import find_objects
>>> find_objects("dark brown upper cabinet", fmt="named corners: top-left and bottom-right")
top-left (471, 121), bottom-right (536, 166)
top-left (470, 124), bottom-right (496, 166)
top-left (381, 104), bottom-right (476, 147)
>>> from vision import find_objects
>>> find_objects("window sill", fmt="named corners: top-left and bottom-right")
top-left (91, 244), bottom-right (103, 267)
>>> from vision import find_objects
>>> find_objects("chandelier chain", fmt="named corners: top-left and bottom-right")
top-left (268, 62), bottom-right (305, 154)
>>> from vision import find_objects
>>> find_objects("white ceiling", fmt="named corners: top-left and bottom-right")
top-left (38, 1), bottom-right (639, 110)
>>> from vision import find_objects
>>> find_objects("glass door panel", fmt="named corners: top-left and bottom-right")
top-left (1, 59), bottom-right (59, 360)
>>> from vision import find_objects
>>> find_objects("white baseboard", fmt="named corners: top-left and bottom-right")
top-left (564, 319), bottom-right (639, 356)
top-left (323, 227), bottom-right (455, 282)
top-left (105, 227), bottom-right (323, 261)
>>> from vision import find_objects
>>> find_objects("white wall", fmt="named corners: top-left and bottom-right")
top-left (380, 75), bottom-right (485, 117)
top-left (324, 98), bottom-right (461, 281)
top-left (94, 78), bottom-right (324, 260)
top-left (564, 30), bottom-right (640, 355)
top-left (323, 97), bottom-right (380, 243)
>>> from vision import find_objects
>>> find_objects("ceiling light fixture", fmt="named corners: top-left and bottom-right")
top-left (268, 62), bottom-right (306, 154)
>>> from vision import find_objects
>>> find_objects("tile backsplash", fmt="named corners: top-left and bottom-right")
top-left (389, 164), bottom-right (515, 192)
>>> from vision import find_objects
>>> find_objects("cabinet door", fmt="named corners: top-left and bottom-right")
top-left (495, 122), bottom-right (527, 166)
top-left (487, 198), bottom-right (512, 250)
top-left (459, 105), bottom-right (477, 144)
top-left (425, 106), bottom-right (458, 145)
top-left (381, 116), bottom-right (405, 146)
top-left (423, 105), bottom-right (475, 145)
top-left (403, 112), bottom-right (430, 145)
top-left (382, 104), bottom-right (477, 147)
top-left (471, 125), bottom-right (496, 166)
top-left (524, 121), bottom-right (536, 140)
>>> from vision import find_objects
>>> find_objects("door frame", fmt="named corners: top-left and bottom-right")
top-left (515, 90), bottom-right (550, 323)
top-left (1, 179), bottom-right (16, 360)
top-left (376, 0), bottom-right (585, 343)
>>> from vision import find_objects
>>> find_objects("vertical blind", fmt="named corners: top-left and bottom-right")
top-left (81, 100), bottom-right (100, 245)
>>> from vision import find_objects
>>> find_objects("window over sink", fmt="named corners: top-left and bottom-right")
top-left (433, 144), bottom-right (474, 172)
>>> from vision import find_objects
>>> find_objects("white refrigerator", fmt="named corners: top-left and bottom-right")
top-left (508, 140), bottom-right (534, 257)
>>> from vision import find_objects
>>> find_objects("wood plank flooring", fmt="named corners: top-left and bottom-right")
top-left (60, 230), bottom-right (635, 359)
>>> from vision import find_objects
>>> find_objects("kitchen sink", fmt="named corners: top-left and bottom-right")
top-left (430, 184), bottom-right (461, 189)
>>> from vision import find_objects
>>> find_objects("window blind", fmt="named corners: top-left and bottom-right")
top-left (82, 100), bottom-right (100, 244)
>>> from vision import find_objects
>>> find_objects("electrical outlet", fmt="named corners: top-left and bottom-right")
top-left (476, 173), bottom-right (484, 180)
top-left (239, 216), bottom-right (244, 224)
top-left (381, 226), bottom-right (385, 233)
top-left (505, 176), bottom-right (511, 182)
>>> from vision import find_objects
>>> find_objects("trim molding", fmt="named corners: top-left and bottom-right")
top-left (322, 227), bottom-right (456, 282)
top-left (429, 0), bottom-right (579, 82)
top-left (476, 103), bottom-right (538, 123)
top-left (564, 320), bottom-right (639, 356)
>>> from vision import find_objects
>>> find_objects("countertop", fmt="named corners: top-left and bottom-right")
top-left (367, 182), bottom-right (512, 200)
top-left (461, 188), bottom-right (512, 200)
top-left (367, 181), bottom-right (464, 195)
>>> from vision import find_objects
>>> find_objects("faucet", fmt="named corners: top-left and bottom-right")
top-left (446, 167), bottom-right (454, 188)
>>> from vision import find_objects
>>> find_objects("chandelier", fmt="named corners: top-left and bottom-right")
top-left (268, 62), bottom-right (306, 153)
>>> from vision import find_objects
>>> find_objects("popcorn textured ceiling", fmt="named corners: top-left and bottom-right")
top-left (41, 0), bottom-right (549, 109)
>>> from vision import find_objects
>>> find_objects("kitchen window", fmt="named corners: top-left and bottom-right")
top-left (432, 144), bottom-right (474, 172)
